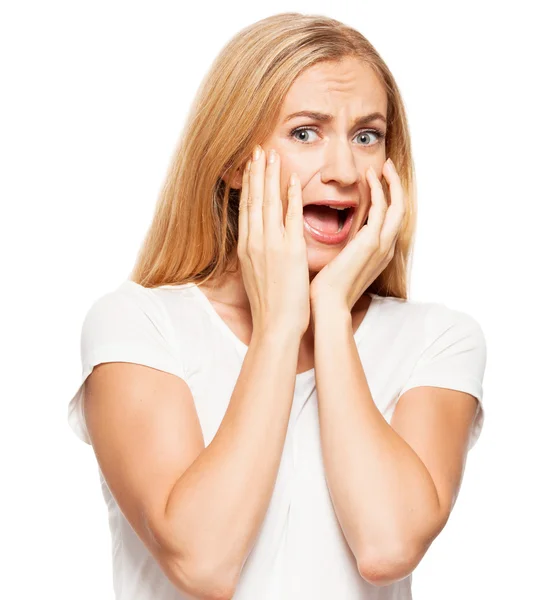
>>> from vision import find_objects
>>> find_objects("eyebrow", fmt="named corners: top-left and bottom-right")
top-left (283, 110), bottom-right (387, 128)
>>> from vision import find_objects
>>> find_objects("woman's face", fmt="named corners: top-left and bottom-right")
top-left (258, 57), bottom-right (388, 275)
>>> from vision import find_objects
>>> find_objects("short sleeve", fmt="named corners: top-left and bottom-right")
top-left (67, 282), bottom-right (187, 445)
top-left (398, 305), bottom-right (487, 450)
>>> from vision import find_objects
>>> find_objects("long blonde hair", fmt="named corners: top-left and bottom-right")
top-left (130, 12), bottom-right (417, 299)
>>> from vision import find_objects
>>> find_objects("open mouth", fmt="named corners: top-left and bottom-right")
top-left (302, 204), bottom-right (356, 244)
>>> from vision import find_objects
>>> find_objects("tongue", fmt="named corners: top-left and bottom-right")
top-left (303, 205), bottom-right (341, 234)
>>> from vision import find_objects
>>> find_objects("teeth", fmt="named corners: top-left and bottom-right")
top-left (328, 205), bottom-right (348, 210)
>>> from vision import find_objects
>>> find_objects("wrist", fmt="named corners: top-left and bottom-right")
top-left (311, 297), bottom-right (350, 320)
top-left (312, 302), bottom-right (352, 335)
top-left (251, 323), bottom-right (304, 346)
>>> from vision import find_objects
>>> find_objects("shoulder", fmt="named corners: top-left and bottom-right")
top-left (86, 280), bottom-right (170, 316)
top-left (81, 280), bottom-right (183, 352)
top-left (400, 298), bottom-right (487, 372)
top-left (374, 293), bottom-right (485, 338)
top-left (419, 299), bottom-right (486, 346)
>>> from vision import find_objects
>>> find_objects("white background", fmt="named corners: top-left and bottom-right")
top-left (2, 1), bottom-right (536, 598)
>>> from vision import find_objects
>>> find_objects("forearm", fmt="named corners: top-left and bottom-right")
top-left (163, 327), bottom-right (302, 587)
top-left (313, 305), bottom-right (443, 570)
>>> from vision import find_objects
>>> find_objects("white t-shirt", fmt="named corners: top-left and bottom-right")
top-left (67, 279), bottom-right (487, 600)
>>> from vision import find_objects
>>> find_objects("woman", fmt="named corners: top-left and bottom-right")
top-left (68, 12), bottom-right (487, 600)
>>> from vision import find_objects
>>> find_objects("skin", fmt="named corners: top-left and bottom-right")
top-left (204, 56), bottom-right (389, 362)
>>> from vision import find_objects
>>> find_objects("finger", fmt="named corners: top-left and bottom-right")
top-left (380, 159), bottom-right (406, 243)
top-left (264, 149), bottom-right (285, 242)
top-left (249, 145), bottom-right (265, 244)
top-left (285, 172), bottom-right (304, 240)
top-left (365, 165), bottom-right (388, 239)
top-left (237, 159), bottom-right (251, 256)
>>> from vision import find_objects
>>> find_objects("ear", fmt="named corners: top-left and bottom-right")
top-left (221, 165), bottom-right (244, 190)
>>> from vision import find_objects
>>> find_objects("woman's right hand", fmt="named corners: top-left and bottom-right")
top-left (237, 145), bottom-right (310, 338)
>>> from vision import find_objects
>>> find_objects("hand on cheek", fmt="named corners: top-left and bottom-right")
top-left (309, 158), bottom-right (405, 312)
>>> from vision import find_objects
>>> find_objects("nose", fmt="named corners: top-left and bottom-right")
top-left (320, 136), bottom-right (360, 187)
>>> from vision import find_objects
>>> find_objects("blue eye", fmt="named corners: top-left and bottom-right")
top-left (289, 126), bottom-right (386, 146)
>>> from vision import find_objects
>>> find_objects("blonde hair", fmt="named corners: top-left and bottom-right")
top-left (130, 12), bottom-right (417, 299)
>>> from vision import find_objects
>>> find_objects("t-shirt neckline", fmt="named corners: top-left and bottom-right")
top-left (188, 283), bottom-right (380, 381)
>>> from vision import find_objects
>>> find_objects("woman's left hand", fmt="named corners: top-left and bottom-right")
top-left (309, 158), bottom-right (406, 313)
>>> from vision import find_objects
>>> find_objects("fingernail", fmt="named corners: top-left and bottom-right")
top-left (268, 149), bottom-right (276, 164)
top-left (253, 145), bottom-right (261, 161)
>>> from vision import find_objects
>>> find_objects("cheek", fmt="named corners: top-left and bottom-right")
top-left (278, 165), bottom-right (295, 203)
top-left (278, 156), bottom-right (294, 184)
top-left (358, 177), bottom-right (371, 206)
top-left (278, 149), bottom-right (304, 176)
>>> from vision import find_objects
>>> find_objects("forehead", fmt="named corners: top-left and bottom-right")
top-left (281, 57), bottom-right (387, 118)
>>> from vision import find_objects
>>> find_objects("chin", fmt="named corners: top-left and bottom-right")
top-left (306, 245), bottom-right (341, 277)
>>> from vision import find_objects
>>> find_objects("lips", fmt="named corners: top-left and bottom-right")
top-left (302, 203), bottom-right (356, 245)
top-left (303, 199), bottom-right (358, 209)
